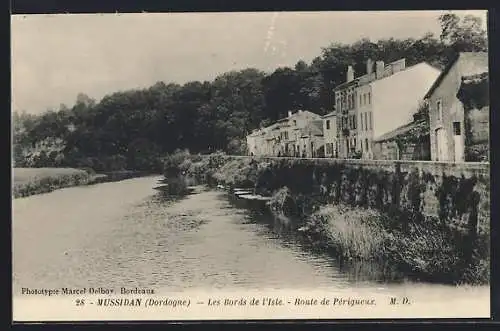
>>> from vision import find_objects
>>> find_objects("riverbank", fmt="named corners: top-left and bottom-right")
top-left (164, 152), bottom-right (490, 285)
top-left (12, 168), bottom-right (150, 199)
top-left (12, 175), bottom-right (489, 320)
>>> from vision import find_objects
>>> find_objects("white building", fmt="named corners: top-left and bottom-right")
top-left (335, 58), bottom-right (441, 159)
top-left (245, 110), bottom-right (322, 157)
top-left (322, 112), bottom-right (338, 158)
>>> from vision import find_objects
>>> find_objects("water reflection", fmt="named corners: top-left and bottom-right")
top-left (226, 191), bottom-right (408, 285)
top-left (13, 176), bottom-right (421, 296)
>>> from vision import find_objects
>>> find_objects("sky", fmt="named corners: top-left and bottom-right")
top-left (11, 10), bottom-right (487, 114)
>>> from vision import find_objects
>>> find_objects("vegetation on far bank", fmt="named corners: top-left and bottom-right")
top-left (12, 167), bottom-right (149, 198)
top-left (12, 167), bottom-right (94, 198)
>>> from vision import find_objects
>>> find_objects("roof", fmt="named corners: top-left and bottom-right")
top-left (424, 52), bottom-right (489, 99)
top-left (368, 62), bottom-right (440, 89)
top-left (334, 78), bottom-right (359, 91)
top-left (334, 58), bottom-right (408, 91)
top-left (321, 111), bottom-right (336, 118)
top-left (247, 110), bottom-right (323, 138)
top-left (300, 120), bottom-right (324, 137)
top-left (276, 110), bottom-right (321, 123)
top-left (374, 119), bottom-right (429, 143)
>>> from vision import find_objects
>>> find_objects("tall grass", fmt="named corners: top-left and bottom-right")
top-left (12, 168), bottom-right (94, 198)
top-left (305, 204), bottom-right (389, 260)
top-left (302, 203), bottom-right (489, 284)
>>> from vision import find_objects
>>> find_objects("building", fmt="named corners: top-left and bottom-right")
top-left (372, 117), bottom-right (430, 160)
top-left (334, 58), bottom-right (441, 159)
top-left (424, 52), bottom-right (488, 162)
top-left (246, 130), bottom-right (259, 156)
top-left (298, 120), bottom-right (325, 158)
top-left (322, 112), bottom-right (338, 158)
top-left (277, 110), bottom-right (322, 157)
top-left (246, 110), bottom-right (322, 157)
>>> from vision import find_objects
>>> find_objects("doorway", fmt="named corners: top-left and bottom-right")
top-left (435, 127), bottom-right (449, 161)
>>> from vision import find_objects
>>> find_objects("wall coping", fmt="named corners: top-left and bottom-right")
top-left (198, 155), bottom-right (490, 178)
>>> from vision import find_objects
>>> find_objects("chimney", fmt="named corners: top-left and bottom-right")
top-left (366, 58), bottom-right (373, 75)
top-left (288, 111), bottom-right (292, 117)
top-left (392, 58), bottom-right (406, 73)
top-left (375, 60), bottom-right (384, 79)
top-left (347, 65), bottom-right (354, 82)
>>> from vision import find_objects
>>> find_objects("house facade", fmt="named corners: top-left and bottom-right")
top-left (246, 110), bottom-right (322, 157)
top-left (424, 52), bottom-right (488, 162)
top-left (299, 120), bottom-right (325, 158)
top-left (322, 112), bottom-right (338, 158)
top-left (334, 58), bottom-right (441, 159)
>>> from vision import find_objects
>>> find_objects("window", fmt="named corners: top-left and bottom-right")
top-left (293, 120), bottom-right (297, 126)
top-left (363, 94), bottom-right (367, 105)
top-left (368, 92), bottom-right (371, 104)
top-left (349, 115), bottom-right (356, 130)
top-left (436, 100), bottom-right (443, 121)
top-left (360, 112), bottom-right (364, 131)
top-left (359, 94), bottom-right (362, 106)
top-left (453, 122), bottom-right (461, 136)
top-left (369, 112), bottom-right (373, 130)
top-left (326, 143), bottom-right (333, 155)
top-left (365, 138), bottom-right (369, 152)
top-left (326, 120), bottom-right (330, 130)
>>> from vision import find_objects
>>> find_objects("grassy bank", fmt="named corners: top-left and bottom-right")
top-left (301, 204), bottom-right (489, 284)
top-left (162, 151), bottom-right (490, 285)
top-left (12, 168), bottom-right (150, 198)
top-left (12, 168), bottom-right (95, 198)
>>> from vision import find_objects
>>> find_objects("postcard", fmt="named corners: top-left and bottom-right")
top-left (11, 10), bottom-right (490, 321)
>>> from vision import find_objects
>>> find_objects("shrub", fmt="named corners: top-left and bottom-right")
top-left (163, 149), bottom-right (191, 178)
top-left (212, 157), bottom-right (259, 187)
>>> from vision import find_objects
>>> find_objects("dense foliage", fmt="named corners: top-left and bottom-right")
top-left (12, 14), bottom-right (487, 172)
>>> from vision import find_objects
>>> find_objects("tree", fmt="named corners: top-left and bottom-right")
top-left (15, 14), bottom-right (488, 171)
top-left (439, 13), bottom-right (487, 51)
top-left (262, 67), bottom-right (302, 120)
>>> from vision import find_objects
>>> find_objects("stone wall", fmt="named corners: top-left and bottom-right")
top-left (243, 157), bottom-right (490, 238)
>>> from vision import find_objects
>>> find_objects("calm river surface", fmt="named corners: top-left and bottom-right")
top-left (12, 176), bottom-right (489, 303)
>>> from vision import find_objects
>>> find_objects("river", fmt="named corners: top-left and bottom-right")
top-left (12, 176), bottom-right (489, 319)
